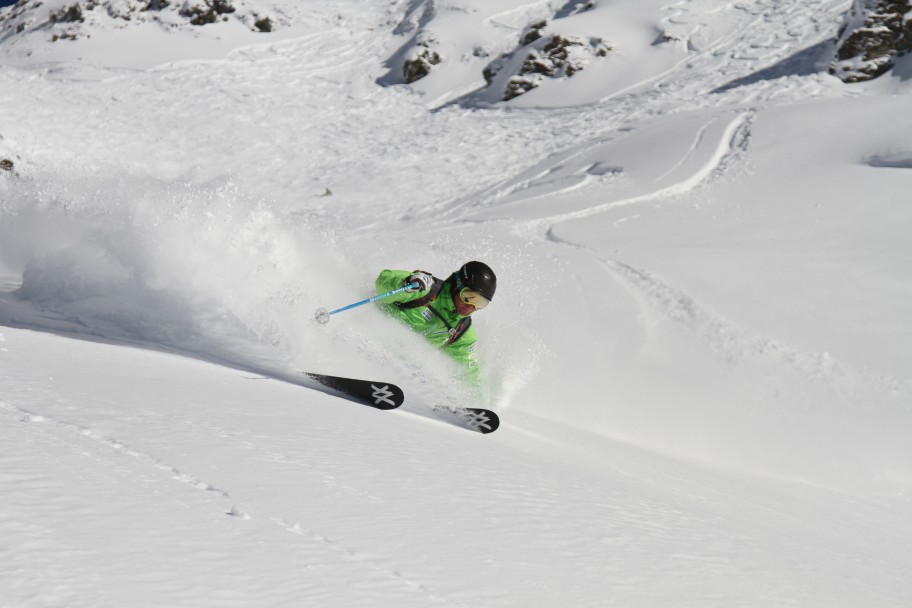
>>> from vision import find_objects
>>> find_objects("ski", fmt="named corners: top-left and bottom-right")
top-left (303, 373), bottom-right (498, 433)
top-left (431, 405), bottom-right (500, 434)
top-left (305, 373), bottom-right (405, 410)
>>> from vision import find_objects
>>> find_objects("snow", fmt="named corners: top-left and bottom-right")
top-left (1, 0), bottom-right (911, 606)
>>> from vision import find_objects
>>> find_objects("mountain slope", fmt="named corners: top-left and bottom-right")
top-left (3, 324), bottom-right (912, 607)
top-left (2, 0), bottom-right (911, 606)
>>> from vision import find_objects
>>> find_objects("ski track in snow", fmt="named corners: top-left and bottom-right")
top-left (0, 400), bottom-right (239, 511)
top-left (0, 398), bottom-right (463, 607)
top-left (601, 257), bottom-right (912, 399)
top-left (268, 515), bottom-right (453, 607)
top-left (551, 110), bottom-right (753, 223)
top-left (529, 99), bottom-right (912, 418)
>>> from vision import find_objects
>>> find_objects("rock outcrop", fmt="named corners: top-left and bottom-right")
top-left (0, 0), bottom-right (277, 42)
top-left (483, 23), bottom-right (611, 101)
top-left (830, 0), bottom-right (912, 82)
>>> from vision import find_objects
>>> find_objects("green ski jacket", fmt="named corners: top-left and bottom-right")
top-left (375, 269), bottom-right (480, 378)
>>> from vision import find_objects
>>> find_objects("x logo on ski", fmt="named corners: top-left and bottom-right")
top-left (370, 384), bottom-right (396, 407)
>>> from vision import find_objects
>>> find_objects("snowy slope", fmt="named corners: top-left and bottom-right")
top-left (2, 0), bottom-right (912, 606)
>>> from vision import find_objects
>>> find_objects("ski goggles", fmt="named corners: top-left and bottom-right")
top-left (458, 287), bottom-right (490, 311)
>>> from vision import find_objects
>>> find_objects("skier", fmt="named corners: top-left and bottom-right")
top-left (374, 261), bottom-right (497, 378)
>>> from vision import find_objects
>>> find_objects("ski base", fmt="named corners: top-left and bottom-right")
top-left (306, 373), bottom-right (404, 410)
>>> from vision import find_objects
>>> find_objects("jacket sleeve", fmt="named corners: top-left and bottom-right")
top-left (375, 269), bottom-right (432, 305)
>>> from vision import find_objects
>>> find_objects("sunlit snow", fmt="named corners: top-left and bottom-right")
top-left (2, 0), bottom-right (911, 606)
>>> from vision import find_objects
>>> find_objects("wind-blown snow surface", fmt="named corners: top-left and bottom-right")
top-left (1, 0), bottom-right (912, 606)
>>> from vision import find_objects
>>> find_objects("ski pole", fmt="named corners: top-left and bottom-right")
top-left (314, 283), bottom-right (418, 325)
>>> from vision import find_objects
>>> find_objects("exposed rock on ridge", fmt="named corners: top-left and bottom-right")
top-left (0, 0), bottom-right (277, 43)
top-left (484, 27), bottom-right (611, 101)
top-left (830, 0), bottom-right (912, 82)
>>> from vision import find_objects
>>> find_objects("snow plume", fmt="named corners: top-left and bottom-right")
top-left (308, 228), bottom-right (553, 409)
top-left (0, 169), bottom-right (346, 368)
top-left (424, 231), bottom-right (552, 409)
top-left (0, 167), bottom-right (549, 407)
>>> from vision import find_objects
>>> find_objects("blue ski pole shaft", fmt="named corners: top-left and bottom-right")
top-left (315, 283), bottom-right (418, 324)
top-left (328, 283), bottom-right (417, 314)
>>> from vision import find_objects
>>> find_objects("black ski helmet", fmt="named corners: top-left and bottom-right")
top-left (458, 261), bottom-right (497, 301)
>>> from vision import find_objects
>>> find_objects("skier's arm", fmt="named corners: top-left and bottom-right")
top-left (375, 269), bottom-right (432, 305)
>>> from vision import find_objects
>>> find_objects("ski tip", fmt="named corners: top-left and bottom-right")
top-left (432, 405), bottom-right (500, 434)
top-left (477, 410), bottom-right (500, 434)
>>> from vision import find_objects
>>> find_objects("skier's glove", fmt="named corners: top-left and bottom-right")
top-left (405, 272), bottom-right (432, 292)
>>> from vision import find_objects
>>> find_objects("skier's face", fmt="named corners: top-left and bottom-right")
top-left (453, 287), bottom-right (490, 316)
top-left (453, 290), bottom-right (477, 316)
